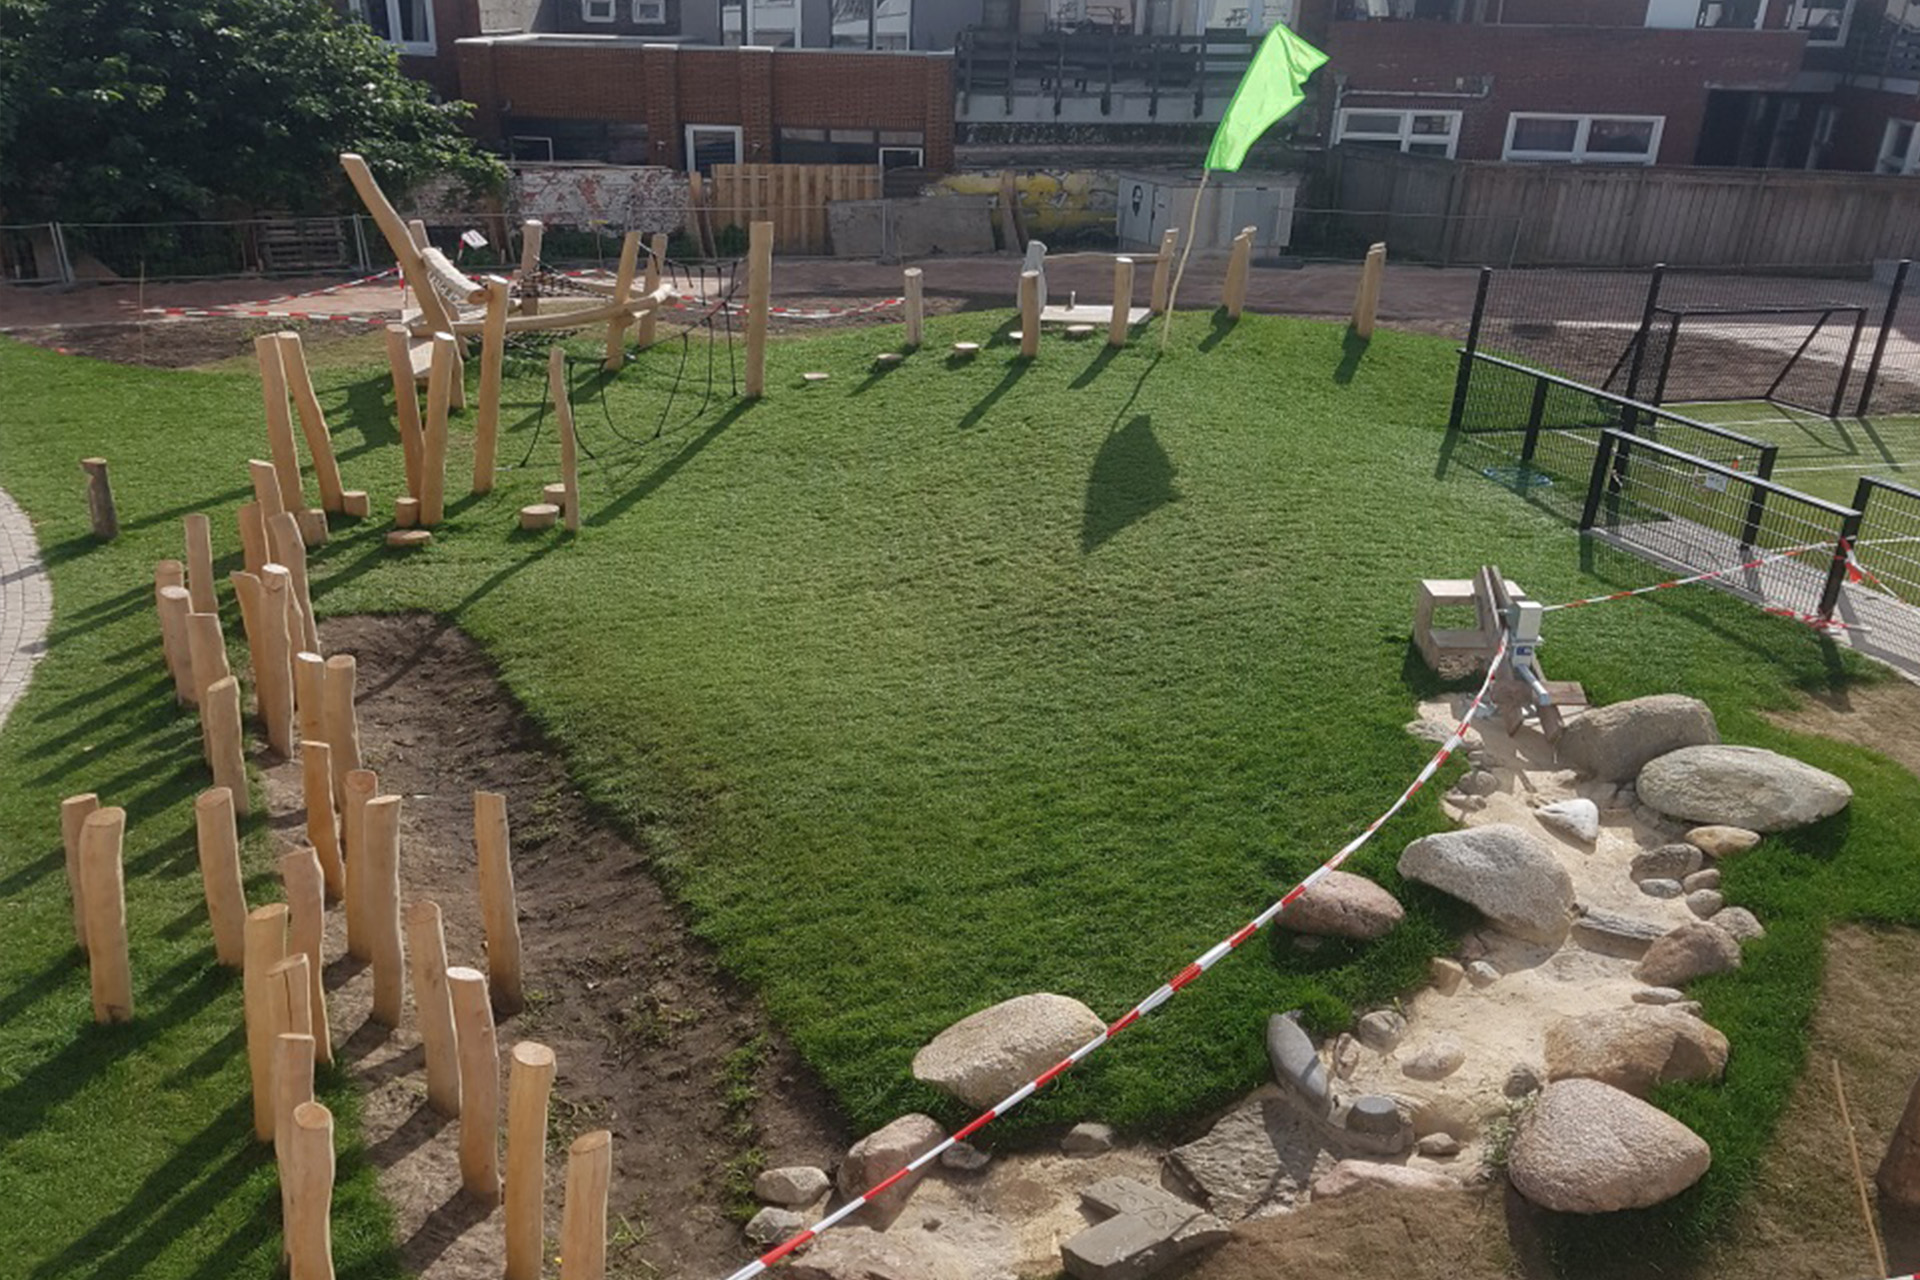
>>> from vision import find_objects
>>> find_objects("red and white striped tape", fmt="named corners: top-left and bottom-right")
top-left (142, 267), bottom-right (399, 323)
top-left (1541, 541), bottom-right (1831, 614)
top-left (720, 634), bottom-right (1513, 1279)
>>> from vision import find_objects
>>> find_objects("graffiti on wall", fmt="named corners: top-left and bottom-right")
top-left (403, 166), bottom-right (692, 233)
top-left (932, 170), bottom-right (1118, 238)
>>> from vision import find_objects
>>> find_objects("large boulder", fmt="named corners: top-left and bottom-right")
top-left (1279, 870), bottom-right (1404, 940)
top-left (1543, 1006), bottom-right (1730, 1096)
top-left (912, 993), bottom-right (1106, 1109)
top-left (1508, 1078), bottom-right (1712, 1213)
top-left (1637, 745), bottom-right (1851, 833)
top-left (1397, 825), bottom-right (1575, 946)
top-left (837, 1114), bottom-right (945, 1228)
top-left (1634, 922), bottom-right (1743, 987)
top-left (1557, 695), bottom-right (1719, 783)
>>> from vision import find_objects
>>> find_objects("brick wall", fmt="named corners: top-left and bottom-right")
top-left (1827, 86), bottom-right (1920, 172)
top-left (1326, 22), bottom-right (1806, 164)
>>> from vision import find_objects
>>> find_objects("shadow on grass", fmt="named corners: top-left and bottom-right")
top-left (1335, 327), bottom-right (1369, 385)
top-left (401, 1187), bottom-right (495, 1275)
top-left (1071, 345), bottom-right (1121, 390)
top-left (592, 399), bottom-right (756, 526)
top-left (1081, 415), bottom-right (1178, 552)
top-left (1197, 309), bottom-right (1237, 354)
top-left (958, 359), bottom-right (1032, 432)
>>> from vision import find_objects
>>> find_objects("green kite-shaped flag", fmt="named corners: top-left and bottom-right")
top-left (1203, 24), bottom-right (1330, 172)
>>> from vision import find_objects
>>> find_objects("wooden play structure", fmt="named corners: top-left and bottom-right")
top-left (1352, 241), bottom-right (1387, 339)
top-left (1413, 567), bottom-right (1589, 741)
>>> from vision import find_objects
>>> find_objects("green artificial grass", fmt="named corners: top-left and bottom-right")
top-left (1, 312), bottom-right (1917, 1278)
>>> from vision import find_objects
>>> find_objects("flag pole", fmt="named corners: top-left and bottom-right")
top-left (1158, 169), bottom-right (1211, 354)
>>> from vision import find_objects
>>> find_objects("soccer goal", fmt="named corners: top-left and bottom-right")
top-left (1611, 304), bottom-right (1869, 418)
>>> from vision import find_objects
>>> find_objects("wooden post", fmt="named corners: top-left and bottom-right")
top-left (287, 1101), bottom-right (336, 1280)
top-left (60, 793), bottom-right (100, 953)
top-left (157, 586), bottom-right (196, 704)
top-left (294, 652), bottom-right (327, 744)
top-left (279, 847), bottom-right (333, 1064)
top-left (473, 791), bottom-right (524, 1014)
top-left (204, 676), bottom-right (250, 812)
top-left (1150, 228), bottom-right (1179, 314)
top-left (475, 278), bottom-right (509, 493)
top-left (1353, 241), bottom-right (1387, 340)
top-left (603, 232), bottom-right (642, 371)
top-left (80, 458), bottom-right (118, 540)
top-left (420, 333), bottom-right (454, 526)
top-left (744, 220), bottom-right (773, 398)
top-left (266, 511), bottom-right (320, 655)
top-left (256, 335), bottom-right (307, 514)
top-left (229, 571), bottom-right (270, 726)
top-left (300, 742), bottom-right (345, 903)
top-left (1224, 225), bottom-right (1256, 319)
top-left (193, 787), bottom-right (249, 968)
top-left (248, 460), bottom-right (286, 522)
top-left (154, 561), bottom-right (187, 690)
top-left (273, 1029), bottom-right (317, 1261)
top-left (362, 794), bottom-right (405, 1028)
top-left (504, 1041), bottom-right (557, 1280)
top-left (342, 769), bottom-right (377, 962)
top-left (322, 654), bottom-right (361, 802)
top-left (252, 567), bottom-right (297, 757)
top-left (405, 900), bottom-right (462, 1116)
top-left (1109, 256), bottom-right (1136, 347)
top-left (278, 333), bottom-right (347, 515)
top-left (559, 1131), bottom-right (612, 1280)
top-left (238, 502), bottom-right (270, 574)
top-left (517, 220), bottom-right (544, 315)
top-left (184, 514), bottom-right (218, 614)
top-left (79, 806), bottom-right (131, 1022)
top-left (904, 267), bottom-right (924, 348)
top-left (385, 325), bottom-right (424, 500)
top-left (549, 348), bottom-right (580, 533)
top-left (187, 611), bottom-right (232, 706)
top-left (155, 557), bottom-right (184, 591)
top-left (637, 232), bottom-right (666, 348)
top-left (1019, 270), bottom-right (1040, 359)
top-left (449, 966), bottom-right (502, 1205)
top-left (243, 902), bottom-right (291, 1140)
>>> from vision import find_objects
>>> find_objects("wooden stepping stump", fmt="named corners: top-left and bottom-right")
top-left (951, 342), bottom-right (980, 358)
top-left (1066, 323), bottom-right (1096, 338)
top-left (542, 483), bottom-right (567, 509)
top-left (801, 371), bottom-right (830, 385)
top-left (394, 497), bottom-right (420, 529)
top-left (518, 504), bottom-right (559, 531)
top-left (295, 509), bottom-right (328, 548)
top-left (385, 529), bottom-right (432, 550)
top-left (340, 490), bottom-right (370, 519)
top-left (873, 352), bottom-right (904, 366)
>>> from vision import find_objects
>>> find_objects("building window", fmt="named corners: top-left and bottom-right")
top-left (356, 0), bottom-right (435, 53)
top-left (1335, 109), bottom-right (1460, 158)
top-left (1788, 0), bottom-right (1853, 43)
top-left (631, 0), bottom-right (665, 18)
top-left (1880, 119), bottom-right (1920, 175)
top-left (1504, 113), bottom-right (1664, 165)
top-left (722, 0), bottom-right (803, 45)
top-left (581, 0), bottom-right (615, 19)
top-left (778, 127), bottom-right (922, 165)
top-left (1694, 0), bottom-right (1763, 29)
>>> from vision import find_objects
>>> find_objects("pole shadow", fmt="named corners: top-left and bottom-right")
top-left (1081, 414), bottom-right (1179, 552)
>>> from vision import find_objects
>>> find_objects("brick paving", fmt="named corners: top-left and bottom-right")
top-left (0, 485), bottom-right (52, 730)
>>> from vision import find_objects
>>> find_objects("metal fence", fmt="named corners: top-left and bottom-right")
top-left (1847, 476), bottom-right (1920, 664)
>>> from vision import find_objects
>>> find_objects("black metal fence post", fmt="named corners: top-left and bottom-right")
top-left (1449, 266), bottom-right (1493, 432)
top-left (1832, 304), bottom-right (1869, 418)
top-left (1521, 375), bottom-right (1549, 463)
top-left (1817, 507), bottom-right (1865, 621)
top-left (1581, 431), bottom-right (1619, 531)
top-left (1856, 258), bottom-right (1910, 418)
top-left (1740, 443), bottom-right (1778, 549)
top-left (1621, 264), bottom-right (1666, 426)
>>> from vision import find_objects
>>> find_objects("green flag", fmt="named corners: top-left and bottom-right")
top-left (1203, 25), bottom-right (1329, 172)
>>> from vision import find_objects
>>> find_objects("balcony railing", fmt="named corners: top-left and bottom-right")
top-left (955, 28), bottom-right (1256, 122)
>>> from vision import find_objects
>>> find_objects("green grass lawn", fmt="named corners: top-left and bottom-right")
top-left (2, 312), bottom-right (1919, 1278)
top-left (1674, 399), bottom-right (1920, 507)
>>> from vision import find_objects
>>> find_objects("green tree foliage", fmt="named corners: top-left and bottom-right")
top-left (0, 0), bottom-right (504, 221)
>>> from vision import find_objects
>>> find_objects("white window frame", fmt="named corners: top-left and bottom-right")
top-left (1334, 108), bottom-right (1462, 159)
top-left (361, 0), bottom-right (436, 54)
top-left (1879, 118), bottom-right (1920, 175)
top-left (879, 145), bottom-right (925, 170)
top-left (631, 0), bottom-right (666, 19)
top-left (1693, 0), bottom-right (1764, 30)
top-left (1503, 113), bottom-right (1665, 165)
top-left (582, 0), bottom-right (616, 19)
top-left (684, 124), bottom-right (744, 175)
top-left (1788, 0), bottom-right (1854, 44)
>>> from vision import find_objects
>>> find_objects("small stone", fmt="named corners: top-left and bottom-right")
top-left (1632, 987), bottom-right (1685, 1005)
top-left (1635, 921), bottom-right (1743, 987)
top-left (1417, 1133), bottom-right (1462, 1158)
top-left (1063, 1122), bottom-right (1116, 1156)
top-left (1402, 1038), bottom-right (1466, 1081)
top-left (1673, 1001), bottom-right (1704, 1017)
top-left (1570, 907), bottom-right (1668, 959)
top-left (1504, 1063), bottom-right (1543, 1098)
top-left (1466, 960), bottom-right (1500, 987)
top-left (1639, 878), bottom-right (1683, 899)
top-left (1332, 1033), bottom-right (1360, 1080)
top-left (1311, 1159), bottom-right (1458, 1199)
top-left (940, 1142), bottom-right (990, 1172)
top-left (1536, 798), bottom-right (1601, 844)
top-left (1448, 794), bottom-right (1487, 814)
top-left (1631, 844), bottom-right (1703, 883)
top-left (1712, 907), bottom-right (1766, 941)
top-left (746, 1207), bottom-right (806, 1247)
top-left (1354, 1009), bottom-right (1408, 1052)
top-left (1685, 825), bottom-right (1762, 858)
top-left (1429, 958), bottom-right (1465, 995)
top-left (1266, 1014), bottom-right (1330, 1114)
top-left (754, 1166), bottom-right (830, 1206)
top-left (1686, 889), bottom-right (1725, 918)
top-left (1346, 1094), bottom-right (1404, 1136)
top-left (1456, 769), bottom-right (1500, 797)
top-left (1682, 869), bottom-right (1721, 892)
top-left (1292, 934), bottom-right (1324, 953)
top-left (1279, 869), bottom-right (1405, 940)
top-left (838, 1113), bottom-right (945, 1227)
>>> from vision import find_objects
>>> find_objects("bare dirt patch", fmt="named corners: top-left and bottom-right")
top-left (4, 317), bottom-right (380, 369)
top-left (261, 613), bottom-right (844, 1279)
top-left (1769, 679), bottom-right (1920, 779)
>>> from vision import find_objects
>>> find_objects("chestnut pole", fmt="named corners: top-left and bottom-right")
top-left (278, 332), bottom-right (346, 514)
top-left (266, 511), bottom-right (320, 654)
top-left (287, 1101), bottom-right (337, 1280)
top-left (404, 899), bottom-right (462, 1117)
top-left (1352, 241), bottom-right (1387, 339)
top-left (184, 513), bottom-right (218, 614)
top-left (156, 586), bottom-right (196, 704)
top-left (904, 267), bottom-right (924, 348)
top-left (321, 654), bottom-right (362, 802)
top-left (449, 966), bottom-right (502, 1205)
top-left (79, 806), bottom-right (131, 1023)
top-left (203, 676), bottom-right (250, 812)
top-left (559, 1130), bottom-right (612, 1280)
top-left (504, 1041), bottom-right (557, 1280)
top-left (229, 571), bottom-right (270, 727)
top-left (1109, 256), bottom-right (1136, 348)
top-left (473, 790), bottom-right (525, 1015)
top-left (637, 232), bottom-right (666, 348)
top-left (59, 792), bottom-right (100, 953)
top-left (293, 652), bottom-right (327, 745)
top-left (419, 333), bottom-right (455, 526)
top-left (384, 324), bottom-right (424, 500)
top-left (552, 349), bottom-right (581, 533)
top-left (238, 501), bottom-right (270, 574)
top-left (273, 1029), bottom-right (317, 1260)
top-left (81, 457), bottom-right (118, 540)
top-left (1019, 270), bottom-right (1040, 359)
top-left (744, 220), bottom-right (772, 398)
top-left (279, 847), bottom-right (333, 1064)
top-left (248, 459), bottom-right (287, 522)
top-left (243, 903), bottom-right (291, 1140)
top-left (255, 566), bottom-right (298, 757)
top-left (255, 335), bottom-right (307, 514)
top-left (193, 787), bottom-right (249, 968)
top-left (603, 231), bottom-right (642, 371)
top-left (186, 610), bottom-right (232, 707)
top-left (341, 769), bottom-right (377, 961)
top-left (474, 278), bottom-right (509, 494)
top-left (300, 741), bottom-right (345, 903)
top-left (1149, 227), bottom-right (1179, 314)
top-left (1223, 225), bottom-right (1255, 318)
top-left (361, 794), bottom-right (405, 1027)
top-left (154, 559), bottom-right (187, 691)
top-left (517, 220), bottom-right (544, 316)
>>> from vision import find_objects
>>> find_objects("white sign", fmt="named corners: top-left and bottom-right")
top-left (460, 229), bottom-right (489, 249)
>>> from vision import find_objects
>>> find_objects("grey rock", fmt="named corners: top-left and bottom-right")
top-left (1674, 1000), bottom-right (1704, 1018)
top-left (785, 1228), bottom-right (973, 1280)
top-left (746, 1207), bottom-right (807, 1247)
top-left (1631, 843), bottom-right (1703, 883)
top-left (912, 993), bottom-right (1106, 1109)
top-left (1632, 986), bottom-right (1685, 1005)
top-left (1079, 1177), bottom-right (1230, 1254)
top-left (1712, 907), bottom-right (1766, 941)
top-left (1354, 1010), bottom-right (1408, 1053)
top-left (1417, 1133), bottom-right (1462, 1158)
top-left (1398, 825), bottom-right (1576, 946)
top-left (1686, 889), bottom-right (1725, 918)
top-left (1331, 1032), bottom-right (1360, 1080)
top-left (1346, 1094), bottom-right (1405, 1136)
top-left (1634, 922), bottom-right (1743, 987)
top-left (1311, 1159), bottom-right (1459, 1200)
top-left (1456, 769), bottom-right (1501, 797)
top-left (1266, 1015), bottom-right (1329, 1114)
top-left (1402, 1038), bottom-right (1466, 1081)
top-left (1062, 1209), bottom-right (1213, 1280)
top-left (1543, 1006), bottom-right (1730, 1097)
top-left (1570, 907), bottom-right (1669, 959)
top-left (1063, 1122), bottom-right (1117, 1156)
top-left (1684, 825), bottom-right (1762, 858)
top-left (939, 1141), bottom-right (990, 1173)
top-left (1504, 1063), bottom-right (1544, 1098)
top-left (1508, 1078), bottom-right (1712, 1213)
top-left (1429, 958), bottom-right (1465, 995)
top-left (1557, 695), bottom-right (1720, 783)
top-left (754, 1166), bottom-right (830, 1206)
top-left (838, 1114), bottom-right (945, 1228)
top-left (1639, 878), bottom-right (1684, 900)
top-left (1406, 718), bottom-right (1455, 746)
top-left (1279, 869), bottom-right (1405, 940)
top-left (1536, 798), bottom-right (1601, 844)
top-left (1466, 960), bottom-right (1501, 986)
top-left (1682, 869), bottom-right (1722, 892)
top-left (1169, 1092), bottom-right (1325, 1221)
top-left (1448, 794), bottom-right (1488, 815)
top-left (1638, 745), bottom-right (1852, 833)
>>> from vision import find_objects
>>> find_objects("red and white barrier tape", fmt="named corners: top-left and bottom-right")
top-left (1541, 541), bottom-right (1832, 614)
top-left (720, 635), bottom-right (1513, 1280)
top-left (142, 267), bottom-right (400, 322)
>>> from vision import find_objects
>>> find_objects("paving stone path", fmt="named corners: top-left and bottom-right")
top-left (0, 485), bottom-right (52, 730)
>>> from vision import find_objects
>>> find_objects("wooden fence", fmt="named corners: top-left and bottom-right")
top-left (1333, 146), bottom-right (1920, 270)
top-left (704, 164), bottom-right (883, 255)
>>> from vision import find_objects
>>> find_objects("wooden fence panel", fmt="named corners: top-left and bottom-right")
top-left (709, 164), bottom-right (882, 255)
